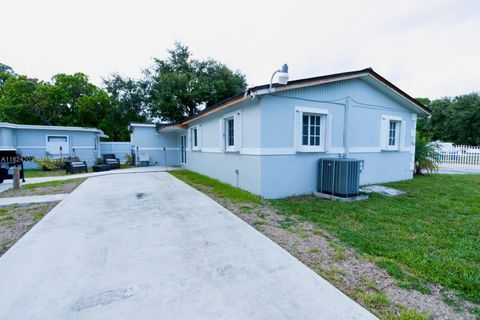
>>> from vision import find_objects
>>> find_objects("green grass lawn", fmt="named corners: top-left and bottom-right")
top-left (23, 169), bottom-right (68, 178)
top-left (24, 164), bottom-right (131, 178)
top-left (171, 170), bottom-right (479, 304)
top-left (273, 174), bottom-right (480, 303)
top-left (170, 170), bottom-right (261, 204)
top-left (21, 179), bottom-right (84, 190)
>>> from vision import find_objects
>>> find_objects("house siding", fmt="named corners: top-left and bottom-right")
top-left (130, 126), bottom-right (180, 166)
top-left (0, 126), bottom-right (102, 169)
top-left (183, 100), bottom-right (262, 195)
top-left (0, 128), bottom-right (15, 149)
top-left (17, 129), bottom-right (100, 168)
top-left (186, 152), bottom-right (262, 195)
top-left (258, 78), bottom-right (416, 198)
top-left (260, 152), bottom-right (412, 199)
top-left (138, 77), bottom-right (421, 199)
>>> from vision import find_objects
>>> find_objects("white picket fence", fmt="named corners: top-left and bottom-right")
top-left (99, 142), bottom-right (132, 163)
top-left (436, 145), bottom-right (480, 172)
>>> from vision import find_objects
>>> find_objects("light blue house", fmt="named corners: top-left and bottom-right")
top-left (130, 68), bottom-right (430, 199)
top-left (0, 122), bottom-right (107, 168)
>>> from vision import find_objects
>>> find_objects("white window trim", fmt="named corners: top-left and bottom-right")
top-left (190, 125), bottom-right (201, 151)
top-left (221, 111), bottom-right (241, 152)
top-left (381, 115), bottom-right (405, 151)
top-left (294, 106), bottom-right (329, 152)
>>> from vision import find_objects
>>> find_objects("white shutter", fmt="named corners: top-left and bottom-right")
top-left (234, 111), bottom-right (242, 152)
top-left (400, 120), bottom-right (406, 150)
top-left (198, 125), bottom-right (202, 150)
top-left (187, 128), bottom-right (192, 151)
top-left (380, 116), bottom-right (389, 150)
top-left (294, 110), bottom-right (300, 150)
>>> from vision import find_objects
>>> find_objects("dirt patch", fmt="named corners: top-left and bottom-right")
top-left (205, 197), bottom-right (477, 320)
top-left (0, 179), bottom-right (85, 198)
top-left (0, 202), bottom-right (58, 257)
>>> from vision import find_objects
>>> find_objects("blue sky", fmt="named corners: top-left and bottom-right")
top-left (1, 0), bottom-right (479, 98)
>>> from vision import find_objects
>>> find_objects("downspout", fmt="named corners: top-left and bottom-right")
top-left (343, 97), bottom-right (351, 158)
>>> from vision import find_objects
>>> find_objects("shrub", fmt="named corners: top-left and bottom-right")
top-left (415, 136), bottom-right (439, 175)
top-left (35, 157), bottom-right (63, 171)
top-left (125, 153), bottom-right (133, 166)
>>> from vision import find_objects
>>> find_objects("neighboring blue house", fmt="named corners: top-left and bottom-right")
top-left (130, 68), bottom-right (431, 199)
top-left (129, 123), bottom-right (179, 166)
top-left (0, 122), bottom-right (107, 168)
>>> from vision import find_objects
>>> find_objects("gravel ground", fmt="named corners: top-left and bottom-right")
top-left (0, 178), bottom-right (85, 257)
top-left (201, 192), bottom-right (477, 320)
top-left (0, 179), bottom-right (85, 198)
top-left (0, 203), bottom-right (59, 257)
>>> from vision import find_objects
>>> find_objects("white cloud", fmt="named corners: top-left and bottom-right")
top-left (1, 0), bottom-right (478, 98)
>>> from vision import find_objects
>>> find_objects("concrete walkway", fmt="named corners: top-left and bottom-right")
top-left (0, 172), bottom-right (376, 320)
top-left (0, 166), bottom-right (174, 193)
top-left (0, 193), bottom-right (68, 207)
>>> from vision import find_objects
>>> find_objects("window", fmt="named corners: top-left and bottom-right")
top-left (388, 120), bottom-right (399, 147)
top-left (295, 106), bottom-right (328, 152)
top-left (302, 114), bottom-right (322, 146)
top-left (191, 126), bottom-right (200, 150)
top-left (193, 128), bottom-right (198, 147)
top-left (47, 136), bottom-right (67, 142)
top-left (227, 118), bottom-right (234, 147)
top-left (381, 115), bottom-right (403, 151)
top-left (222, 112), bottom-right (240, 152)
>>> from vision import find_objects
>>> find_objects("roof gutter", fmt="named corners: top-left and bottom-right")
top-left (366, 73), bottom-right (431, 115)
top-left (182, 95), bottom-right (247, 125)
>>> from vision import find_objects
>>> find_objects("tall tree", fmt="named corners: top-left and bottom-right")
top-left (0, 75), bottom-right (40, 124)
top-left (443, 93), bottom-right (480, 145)
top-left (103, 74), bottom-right (148, 140)
top-left (0, 72), bottom-right (122, 139)
top-left (416, 93), bottom-right (480, 145)
top-left (51, 73), bottom-right (98, 125)
top-left (415, 97), bottom-right (432, 138)
top-left (146, 42), bottom-right (247, 122)
top-left (0, 63), bottom-right (16, 88)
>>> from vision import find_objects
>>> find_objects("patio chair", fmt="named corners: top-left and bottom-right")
top-left (102, 154), bottom-right (120, 169)
top-left (65, 160), bottom-right (88, 174)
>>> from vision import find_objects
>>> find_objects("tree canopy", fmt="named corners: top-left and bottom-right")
top-left (103, 74), bottom-right (149, 140)
top-left (0, 43), bottom-right (247, 140)
top-left (1, 44), bottom-right (478, 145)
top-left (0, 72), bottom-right (124, 139)
top-left (417, 92), bottom-right (480, 145)
top-left (146, 43), bottom-right (247, 122)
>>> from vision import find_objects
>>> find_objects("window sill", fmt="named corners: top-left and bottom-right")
top-left (296, 147), bottom-right (326, 153)
top-left (381, 148), bottom-right (400, 152)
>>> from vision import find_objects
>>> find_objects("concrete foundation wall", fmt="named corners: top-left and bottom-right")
top-left (185, 151), bottom-right (262, 195)
top-left (260, 152), bottom-right (413, 199)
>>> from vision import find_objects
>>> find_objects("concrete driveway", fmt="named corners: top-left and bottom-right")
top-left (0, 172), bottom-right (376, 320)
